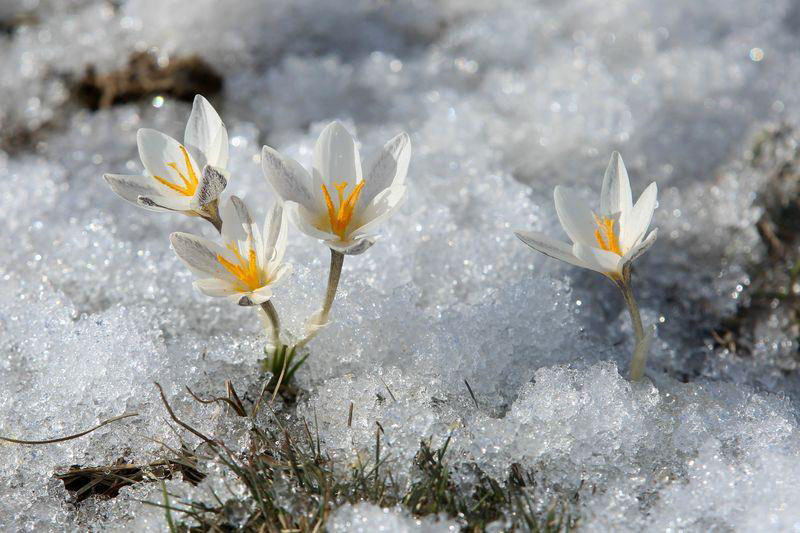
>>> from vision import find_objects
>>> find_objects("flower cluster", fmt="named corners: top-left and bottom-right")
top-left (104, 96), bottom-right (411, 384)
top-left (105, 95), bottom-right (660, 383)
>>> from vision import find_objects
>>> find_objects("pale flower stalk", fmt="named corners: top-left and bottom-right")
top-left (104, 95), bottom-right (229, 231)
top-left (170, 196), bottom-right (291, 343)
top-left (260, 121), bottom-right (410, 338)
top-left (515, 152), bottom-right (658, 381)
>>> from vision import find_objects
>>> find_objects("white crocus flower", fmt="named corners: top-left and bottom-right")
top-left (515, 151), bottom-right (657, 282)
top-left (169, 196), bottom-right (291, 308)
top-left (515, 152), bottom-right (658, 382)
top-left (104, 95), bottom-right (229, 230)
top-left (261, 120), bottom-right (410, 255)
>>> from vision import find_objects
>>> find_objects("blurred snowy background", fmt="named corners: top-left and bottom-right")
top-left (2, 0), bottom-right (800, 530)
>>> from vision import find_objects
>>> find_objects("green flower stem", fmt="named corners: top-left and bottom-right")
top-left (617, 270), bottom-right (647, 381)
top-left (294, 248), bottom-right (344, 350)
top-left (320, 249), bottom-right (345, 324)
top-left (260, 300), bottom-right (281, 345)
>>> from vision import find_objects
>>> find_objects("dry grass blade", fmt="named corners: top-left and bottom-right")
top-left (252, 379), bottom-right (270, 419)
top-left (378, 376), bottom-right (397, 402)
top-left (155, 382), bottom-right (217, 447)
top-left (185, 383), bottom-right (246, 417)
top-left (464, 379), bottom-right (479, 409)
top-left (0, 413), bottom-right (138, 445)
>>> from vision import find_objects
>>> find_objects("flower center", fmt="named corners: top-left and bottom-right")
top-left (153, 145), bottom-right (199, 197)
top-left (321, 180), bottom-right (365, 240)
top-left (217, 242), bottom-right (263, 291)
top-left (593, 214), bottom-right (621, 255)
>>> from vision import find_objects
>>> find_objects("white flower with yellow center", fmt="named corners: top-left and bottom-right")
top-left (169, 196), bottom-right (290, 307)
top-left (515, 152), bottom-right (658, 281)
top-left (515, 152), bottom-right (658, 381)
top-left (260, 121), bottom-right (410, 255)
top-left (103, 95), bottom-right (229, 229)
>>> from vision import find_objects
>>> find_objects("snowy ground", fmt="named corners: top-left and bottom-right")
top-left (2, 0), bottom-right (800, 530)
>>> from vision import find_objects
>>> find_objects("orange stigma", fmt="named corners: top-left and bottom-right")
top-left (321, 180), bottom-right (365, 240)
top-left (593, 214), bottom-right (622, 255)
top-left (153, 145), bottom-right (199, 196)
top-left (217, 242), bottom-right (263, 291)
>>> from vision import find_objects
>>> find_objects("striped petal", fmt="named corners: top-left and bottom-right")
top-left (261, 145), bottom-right (317, 211)
top-left (514, 230), bottom-right (590, 270)
top-left (190, 165), bottom-right (227, 209)
top-left (103, 173), bottom-right (164, 205)
top-left (357, 132), bottom-right (411, 212)
top-left (170, 232), bottom-right (234, 281)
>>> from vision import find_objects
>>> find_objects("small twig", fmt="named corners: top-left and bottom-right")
top-left (464, 379), bottom-right (479, 409)
top-left (347, 402), bottom-right (354, 428)
top-left (0, 413), bottom-right (138, 445)
top-left (155, 383), bottom-right (217, 447)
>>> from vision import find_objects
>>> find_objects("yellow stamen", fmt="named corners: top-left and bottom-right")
top-left (152, 145), bottom-right (199, 196)
top-left (593, 214), bottom-right (621, 255)
top-left (217, 242), bottom-right (263, 291)
top-left (321, 180), bottom-right (365, 240)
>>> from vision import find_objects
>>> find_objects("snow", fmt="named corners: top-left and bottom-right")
top-left (2, 0), bottom-right (800, 530)
top-left (329, 503), bottom-right (458, 532)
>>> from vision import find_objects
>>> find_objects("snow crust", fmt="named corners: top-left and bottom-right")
top-left (2, 0), bottom-right (800, 530)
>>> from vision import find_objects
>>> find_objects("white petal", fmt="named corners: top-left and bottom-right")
top-left (170, 232), bottom-right (234, 280)
top-left (263, 202), bottom-right (288, 264)
top-left (137, 128), bottom-right (199, 181)
top-left (261, 145), bottom-right (317, 210)
top-left (573, 243), bottom-right (623, 275)
top-left (357, 132), bottom-right (411, 212)
top-left (103, 173), bottom-right (163, 205)
top-left (327, 237), bottom-right (375, 255)
top-left (554, 186), bottom-right (599, 246)
top-left (600, 151), bottom-right (633, 216)
top-left (194, 278), bottom-right (239, 297)
top-left (285, 201), bottom-right (339, 241)
top-left (623, 229), bottom-right (657, 265)
top-left (514, 230), bottom-right (590, 270)
top-left (221, 195), bottom-right (257, 247)
top-left (313, 121), bottom-right (363, 187)
top-left (350, 185), bottom-right (406, 238)
top-left (138, 194), bottom-right (193, 213)
top-left (268, 262), bottom-right (292, 285)
top-left (184, 95), bottom-right (228, 169)
top-left (619, 182), bottom-right (657, 251)
top-left (245, 285), bottom-right (273, 305)
top-left (190, 165), bottom-right (227, 209)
